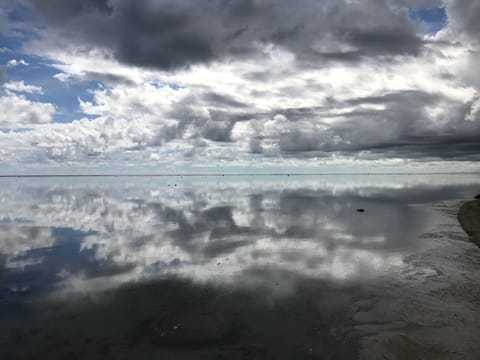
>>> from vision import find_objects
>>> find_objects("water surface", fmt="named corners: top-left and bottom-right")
top-left (0, 174), bottom-right (479, 359)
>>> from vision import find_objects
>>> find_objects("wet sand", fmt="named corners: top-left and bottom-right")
top-left (357, 199), bottom-right (480, 359)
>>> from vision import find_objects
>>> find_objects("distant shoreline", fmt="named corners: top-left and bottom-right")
top-left (1, 172), bottom-right (480, 178)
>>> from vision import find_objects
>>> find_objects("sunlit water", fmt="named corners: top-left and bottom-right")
top-left (0, 174), bottom-right (479, 359)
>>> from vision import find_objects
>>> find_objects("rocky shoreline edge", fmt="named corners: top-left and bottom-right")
top-left (458, 195), bottom-right (480, 246)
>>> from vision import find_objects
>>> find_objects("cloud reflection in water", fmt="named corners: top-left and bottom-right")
top-left (1, 175), bottom-right (477, 297)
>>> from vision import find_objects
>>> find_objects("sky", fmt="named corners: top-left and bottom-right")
top-left (0, 0), bottom-right (479, 174)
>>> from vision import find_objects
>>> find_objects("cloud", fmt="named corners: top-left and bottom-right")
top-left (4, 80), bottom-right (43, 94)
top-left (6, 59), bottom-right (30, 67)
top-left (2, 38), bottom-right (480, 166)
top-left (0, 92), bottom-right (55, 128)
top-left (0, 0), bottom-right (478, 170)
top-left (30, 0), bottom-right (425, 71)
top-left (53, 72), bottom-right (70, 82)
top-left (446, 0), bottom-right (480, 42)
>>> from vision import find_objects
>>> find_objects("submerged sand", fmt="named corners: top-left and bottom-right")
top-left (357, 198), bottom-right (480, 360)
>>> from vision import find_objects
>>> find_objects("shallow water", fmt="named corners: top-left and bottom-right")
top-left (0, 174), bottom-right (479, 359)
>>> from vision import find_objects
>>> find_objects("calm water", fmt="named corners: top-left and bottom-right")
top-left (0, 175), bottom-right (479, 359)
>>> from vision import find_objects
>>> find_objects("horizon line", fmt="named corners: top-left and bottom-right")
top-left (1, 172), bottom-right (480, 178)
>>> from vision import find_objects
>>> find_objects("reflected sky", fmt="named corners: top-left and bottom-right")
top-left (0, 175), bottom-right (479, 358)
top-left (0, 174), bottom-right (479, 296)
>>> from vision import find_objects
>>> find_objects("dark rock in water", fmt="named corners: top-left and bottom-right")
top-left (356, 209), bottom-right (365, 213)
top-left (474, 194), bottom-right (480, 200)
top-left (458, 200), bottom-right (480, 246)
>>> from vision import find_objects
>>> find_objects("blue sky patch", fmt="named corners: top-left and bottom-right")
top-left (410, 7), bottom-right (448, 35)
top-left (2, 51), bottom-right (98, 123)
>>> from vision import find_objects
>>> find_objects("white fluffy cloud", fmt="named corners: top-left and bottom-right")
top-left (0, 92), bottom-right (55, 128)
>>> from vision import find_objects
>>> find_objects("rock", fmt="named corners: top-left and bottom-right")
top-left (474, 194), bottom-right (480, 200)
top-left (357, 209), bottom-right (365, 213)
top-left (458, 200), bottom-right (480, 246)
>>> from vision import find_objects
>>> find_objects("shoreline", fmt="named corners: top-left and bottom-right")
top-left (358, 197), bottom-right (480, 359)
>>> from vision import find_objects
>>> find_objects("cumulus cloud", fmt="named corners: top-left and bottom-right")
top-left (0, 92), bottom-right (55, 128)
top-left (0, 0), bottom-right (479, 169)
top-left (30, 0), bottom-right (425, 70)
top-left (2, 39), bottom-right (480, 165)
top-left (0, 116), bottom-right (158, 163)
top-left (446, 0), bottom-right (480, 42)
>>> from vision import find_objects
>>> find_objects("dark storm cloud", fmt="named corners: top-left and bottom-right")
top-left (30, 0), bottom-right (425, 70)
top-left (339, 30), bottom-right (422, 57)
top-left (152, 88), bottom-right (480, 161)
top-left (447, 0), bottom-right (480, 41)
top-left (262, 90), bottom-right (480, 161)
top-left (83, 71), bottom-right (136, 86)
top-left (402, 0), bottom-right (444, 8)
top-left (201, 111), bottom-right (235, 142)
top-left (363, 135), bottom-right (480, 161)
top-left (34, 0), bottom-right (113, 19)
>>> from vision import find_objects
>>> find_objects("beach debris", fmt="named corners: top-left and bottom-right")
top-left (356, 208), bottom-right (365, 212)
